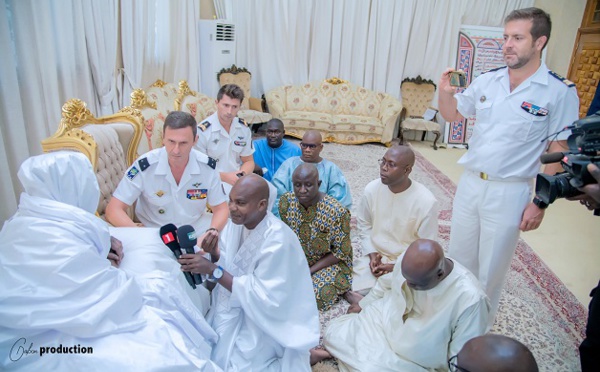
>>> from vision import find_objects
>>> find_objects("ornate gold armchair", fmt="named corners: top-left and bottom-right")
top-left (400, 76), bottom-right (442, 150)
top-left (217, 65), bottom-right (272, 126)
top-left (41, 99), bottom-right (143, 218)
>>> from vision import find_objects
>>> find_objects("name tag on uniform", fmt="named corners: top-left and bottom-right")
top-left (521, 101), bottom-right (548, 116)
top-left (187, 189), bottom-right (207, 200)
top-left (234, 140), bottom-right (246, 146)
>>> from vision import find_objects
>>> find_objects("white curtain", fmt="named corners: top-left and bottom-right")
top-left (227, 0), bottom-right (533, 99)
top-left (119, 0), bottom-right (200, 107)
top-left (0, 0), bottom-right (103, 222)
top-left (81, 0), bottom-right (119, 116)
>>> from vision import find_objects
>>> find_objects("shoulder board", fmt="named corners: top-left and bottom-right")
top-left (548, 70), bottom-right (576, 87)
top-left (138, 157), bottom-right (150, 172)
top-left (238, 118), bottom-right (248, 127)
top-left (481, 66), bottom-right (507, 74)
top-left (198, 121), bottom-right (211, 132)
top-left (206, 156), bottom-right (217, 169)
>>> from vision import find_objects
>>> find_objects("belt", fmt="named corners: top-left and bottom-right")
top-left (467, 169), bottom-right (530, 183)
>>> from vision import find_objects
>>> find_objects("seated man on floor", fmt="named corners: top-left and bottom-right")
top-left (253, 118), bottom-right (301, 181)
top-left (314, 239), bottom-right (490, 370)
top-left (178, 174), bottom-right (320, 371)
top-left (450, 334), bottom-right (539, 372)
top-left (353, 144), bottom-right (438, 294)
top-left (272, 130), bottom-right (351, 216)
top-left (106, 111), bottom-right (228, 239)
top-left (0, 151), bottom-right (220, 371)
top-left (279, 163), bottom-right (353, 311)
top-left (195, 84), bottom-right (255, 195)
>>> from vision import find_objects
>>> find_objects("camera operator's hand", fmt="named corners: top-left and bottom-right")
top-left (520, 203), bottom-right (545, 232)
top-left (567, 164), bottom-right (600, 210)
top-left (582, 164), bottom-right (600, 203)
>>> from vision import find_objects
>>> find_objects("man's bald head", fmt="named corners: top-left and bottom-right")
top-left (455, 334), bottom-right (538, 372)
top-left (292, 163), bottom-right (322, 207)
top-left (300, 130), bottom-right (324, 163)
top-left (229, 174), bottom-right (270, 229)
top-left (379, 145), bottom-right (415, 192)
top-left (401, 239), bottom-right (446, 291)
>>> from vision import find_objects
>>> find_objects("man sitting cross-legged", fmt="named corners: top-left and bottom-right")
top-left (312, 239), bottom-right (490, 370)
top-left (253, 118), bottom-right (301, 181)
top-left (352, 144), bottom-right (438, 294)
top-left (279, 163), bottom-right (353, 311)
top-left (272, 130), bottom-right (351, 216)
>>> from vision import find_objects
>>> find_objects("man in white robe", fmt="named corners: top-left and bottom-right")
top-left (318, 239), bottom-right (490, 371)
top-left (352, 145), bottom-right (438, 294)
top-left (178, 174), bottom-right (320, 371)
top-left (0, 151), bottom-right (220, 371)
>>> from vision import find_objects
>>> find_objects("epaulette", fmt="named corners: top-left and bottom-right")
top-left (548, 70), bottom-right (576, 87)
top-left (138, 157), bottom-right (151, 172)
top-left (238, 118), bottom-right (248, 127)
top-left (206, 156), bottom-right (217, 169)
top-left (198, 121), bottom-right (211, 132)
top-left (481, 66), bottom-right (507, 74)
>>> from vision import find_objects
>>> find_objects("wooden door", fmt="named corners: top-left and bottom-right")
top-left (568, 0), bottom-right (600, 118)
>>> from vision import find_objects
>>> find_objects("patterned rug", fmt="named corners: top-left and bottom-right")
top-left (302, 139), bottom-right (587, 372)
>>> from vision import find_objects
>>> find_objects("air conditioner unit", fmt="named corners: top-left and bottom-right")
top-left (198, 20), bottom-right (236, 97)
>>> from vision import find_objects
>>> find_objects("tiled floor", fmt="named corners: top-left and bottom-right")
top-left (410, 140), bottom-right (600, 306)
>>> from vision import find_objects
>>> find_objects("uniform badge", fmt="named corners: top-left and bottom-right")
top-left (521, 101), bottom-right (548, 116)
top-left (192, 182), bottom-right (201, 188)
top-left (155, 190), bottom-right (165, 197)
top-left (212, 138), bottom-right (219, 144)
top-left (158, 208), bottom-right (165, 214)
top-left (187, 189), bottom-right (207, 200)
top-left (127, 166), bottom-right (139, 180)
top-left (234, 140), bottom-right (247, 146)
top-left (480, 96), bottom-right (486, 103)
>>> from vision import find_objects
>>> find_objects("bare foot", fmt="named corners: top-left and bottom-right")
top-left (310, 347), bottom-right (332, 365)
top-left (343, 290), bottom-right (364, 305)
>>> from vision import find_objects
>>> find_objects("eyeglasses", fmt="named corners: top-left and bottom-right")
top-left (377, 158), bottom-right (397, 168)
top-left (448, 355), bottom-right (470, 372)
top-left (300, 143), bottom-right (318, 149)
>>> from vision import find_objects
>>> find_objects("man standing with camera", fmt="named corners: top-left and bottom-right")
top-left (438, 7), bottom-right (579, 327)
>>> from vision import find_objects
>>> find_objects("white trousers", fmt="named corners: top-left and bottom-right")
top-left (448, 171), bottom-right (532, 327)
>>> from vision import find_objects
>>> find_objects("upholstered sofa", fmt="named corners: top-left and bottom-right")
top-left (129, 80), bottom-right (216, 156)
top-left (265, 78), bottom-right (403, 146)
top-left (41, 98), bottom-right (143, 219)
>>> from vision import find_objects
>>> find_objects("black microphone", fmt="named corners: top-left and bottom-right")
top-left (177, 225), bottom-right (203, 285)
top-left (539, 152), bottom-right (566, 164)
top-left (159, 224), bottom-right (196, 289)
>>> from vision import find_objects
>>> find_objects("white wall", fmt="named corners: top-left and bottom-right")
top-left (535, 0), bottom-right (587, 75)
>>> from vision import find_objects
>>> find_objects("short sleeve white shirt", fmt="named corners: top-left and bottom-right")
top-left (112, 147), bottom-right (227, 232)
top-left (455, 63), bottom-right (579, 179)
top-left (195, 112), bottom-right (254, 173)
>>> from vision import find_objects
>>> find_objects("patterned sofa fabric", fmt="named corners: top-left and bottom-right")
top-left (128, 80), bottom-right (216, 157)
top-left (265, 80), bottom-right (403, 145)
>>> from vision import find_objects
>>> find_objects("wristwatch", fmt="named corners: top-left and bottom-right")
top-left (532, 196), bottom-right (549, 210)
top-left (236, 171), bottom-right (245, 178)
top-left (211, 265), bottom-right (224, 281)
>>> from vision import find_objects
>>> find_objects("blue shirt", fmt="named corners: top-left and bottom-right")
top-left (253, 139), bottom-right (301, 182)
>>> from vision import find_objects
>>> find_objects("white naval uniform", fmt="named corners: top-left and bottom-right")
top-left (195, 112), bottom-right (254, 194)
top-left (112, 147), bottom-right (227, 233)
top-left (449, 63), bottom-right (579, 325)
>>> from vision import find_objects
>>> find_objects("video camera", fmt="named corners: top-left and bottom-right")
top-left (535, 113), bottom-right (600, 212)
